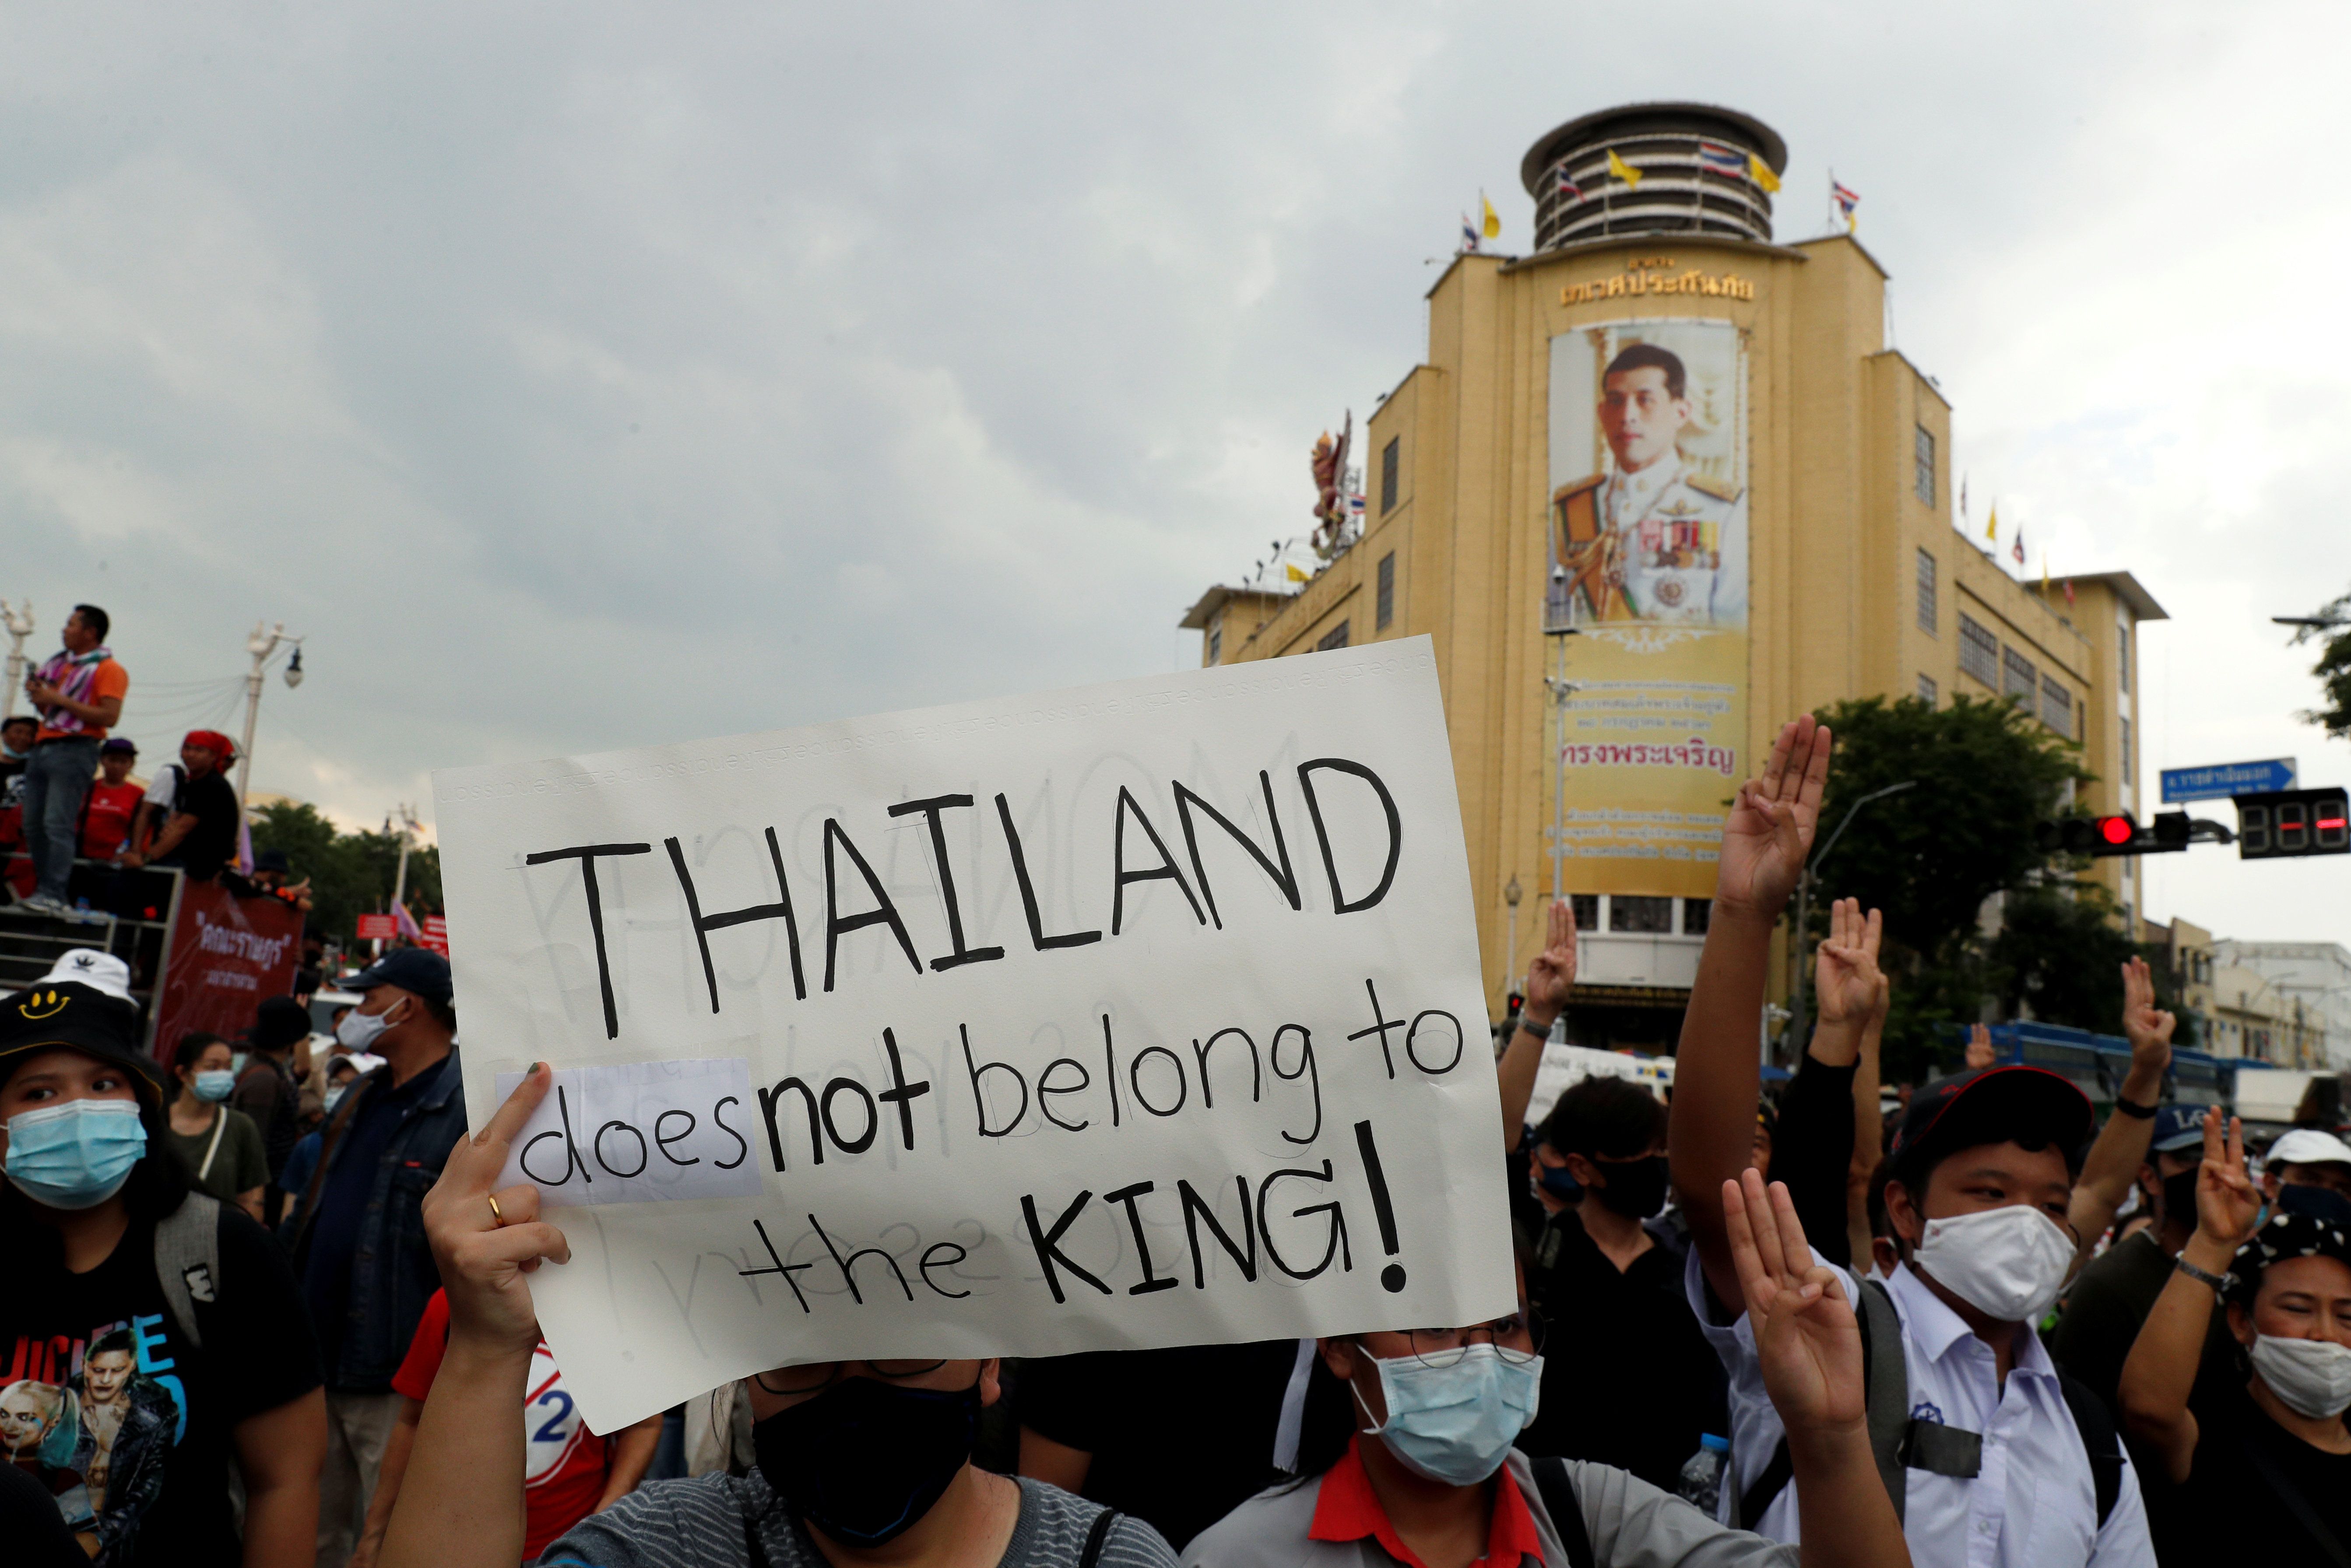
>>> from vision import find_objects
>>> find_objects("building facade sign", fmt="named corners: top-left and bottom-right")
top-left (1546, 318), bottom-right (1750, 898)
top-left (1558, 264), bottom-right (1757, 307)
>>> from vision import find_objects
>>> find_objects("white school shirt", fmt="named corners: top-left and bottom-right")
top-left (1683, 1251), bottom-right (2155, 1568)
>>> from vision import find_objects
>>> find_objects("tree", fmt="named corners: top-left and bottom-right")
top-left (2288, 589), bottom-right (2351, 738)
top-left (249, 801), bottom-right (442, 942)
top-left (1807, 695), bottom-right (2092, 1081)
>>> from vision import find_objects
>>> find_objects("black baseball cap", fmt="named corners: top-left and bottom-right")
top-left (246, 995), bottom-right (312, 1052)
top-left (1887, 1065), bottom-right (2094, 1186)
top-left (344, 947), bottom-right (452, 1008)
top-left (0, 981), bottom-right (164, 1100)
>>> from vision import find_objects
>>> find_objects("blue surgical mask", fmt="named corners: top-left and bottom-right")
top-left (1537, 1160), bottom-right (1582, 1200)
top-left (1354, 1343), bottom-right (1544, 1485)
top-left (192, 1069), bottom-right (236, 1102)
top-left (4, 1099), bottom-right (148, 1210)
top-left (228, 1052), bottom-right (250, 1078)
top-left (323, 1086), bottom-right (346, 1113)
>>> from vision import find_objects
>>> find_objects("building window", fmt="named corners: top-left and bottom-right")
top-left (1681, 898), bottom-right (1711, 935)
top-left (1610, 895), bottom-right (1674, 934)
top-left (1207, 621), bottom-right (1222, 665)
top-left (2122, 715), bottom-right (2133, 783)
top-left (1381, 437), bottom-right (1401, 515)
top-left (2040, 675), bottom-right (2072, 737)
top-left (1958, 614), bottom-right (1998, 686)
top-left (1569, 894), bottom-right (1599, 931)
top-left (1916, 549), bottom-right (1937, 634)
top-left (1317, 621), bottom-right (1351, 652)
top-left (1917, 673), bottom-right (1938, 705)
top-left (1915, 426), bottom-right (1936, 505)
top-left (2003, 645), bottom-right (2037, 705)
top-left (2117, 623), bottom-right (2131, 694)
top-left (1377, 552), bottom-right (1396, 630)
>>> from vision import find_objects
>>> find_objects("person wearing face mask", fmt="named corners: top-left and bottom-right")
top-left (2257, 1126), bottom-right (2351, 1217)
top-left (2049, 1102), bottom-right (2237, 1425)
top-left (0, 967), bottom-right (326, 1566)
top-left (1185, 1170), bottom-right (1910, 1568)
top-left (373, 1066), bottom-right (1181, 1568)
top-left (2120, 1107), bottom-right (2351, 1561)
top-left (1664, 715), bottom-right (2159, 1566)
top-left (273, 1056), bottom-right (379, 1241)
top-left (162, 1032), bottom-right (268, 1223)
top-left (286, 947), bottom-right (467, 1568)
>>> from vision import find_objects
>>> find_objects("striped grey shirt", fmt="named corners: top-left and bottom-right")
top-left (537, 1471), bottom-right (1177, 1568)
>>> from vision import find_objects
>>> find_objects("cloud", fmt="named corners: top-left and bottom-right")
top-left (5, 0), bottom-right (2350, 958)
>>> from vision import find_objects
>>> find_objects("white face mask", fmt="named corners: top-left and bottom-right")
top-left (336, 997), bottom-right (405, 1052)
top-left (2250, 1334), bottom-right (2351, 1419)
top-left (1911, 1203), bottom-right (2076, 1323)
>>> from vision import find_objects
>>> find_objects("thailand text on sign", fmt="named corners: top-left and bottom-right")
top-left (432, 639), bottom-right (1513, 1433)
top-left (2160, 758), bottom-right (2297, 803)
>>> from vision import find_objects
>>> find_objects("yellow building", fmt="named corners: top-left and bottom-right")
top-left (1181, 102), bottom-right (2164, 1043)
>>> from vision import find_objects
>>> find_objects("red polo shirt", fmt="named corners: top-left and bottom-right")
top-left (1309, 1435), bottom-right (1545, 1568)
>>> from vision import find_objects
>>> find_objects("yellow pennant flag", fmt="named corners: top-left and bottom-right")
top-left (1747, 154), bottom-right (1781, 193)
top-left (2042, 552), bottom-right (2051, 593)
top-left (1480, 192), bottom-right (1501, 240)
top-left (1286, 562), bottom-right (1309, 583)
top-left (1606, 148), bottom-right (1643, 188)
top-left (1984, 502), bottom-right (1999, 543)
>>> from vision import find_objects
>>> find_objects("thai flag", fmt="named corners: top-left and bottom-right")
top-left (1696, 141), bottom-right (1747, 176)
top-left (1831, 181), bottom-right (1860, 218)
top-left (395, 902), bottom-right (422, 940)
top-left (1557, 169), bottom-right (1584, 202)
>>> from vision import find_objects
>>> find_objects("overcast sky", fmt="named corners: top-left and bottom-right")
top-left (6, 2), bottom-right (2349, 949)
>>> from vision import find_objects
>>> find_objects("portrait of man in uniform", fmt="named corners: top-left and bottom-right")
top-left (1552, 341), bottom-right (1748, 627)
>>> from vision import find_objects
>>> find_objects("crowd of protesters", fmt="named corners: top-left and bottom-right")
top-left (4, 700), bottom-right (2350, 1568)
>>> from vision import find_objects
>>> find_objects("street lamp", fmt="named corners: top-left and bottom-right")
top-left (1787, 779), bottom-right (1917, 1054)
top-left (1503, 873), bottom-right (1523, 998)
top-left (234, 621), bottom-right (306, 809)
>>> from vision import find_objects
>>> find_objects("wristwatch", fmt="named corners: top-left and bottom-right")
top-left (2112, 1094), bottom-right (2158, 1119)
top-left (2174, 1256), bottom-right (2231, 1292)
top-left (1517, 1015), bottom-right (1554, 1040)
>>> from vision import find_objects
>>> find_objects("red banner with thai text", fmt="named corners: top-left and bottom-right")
top-left (151, 880), bottom-right (303, 1059)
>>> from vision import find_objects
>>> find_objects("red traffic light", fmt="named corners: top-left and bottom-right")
top-left (2098, 815), bottom-right (2135, 845)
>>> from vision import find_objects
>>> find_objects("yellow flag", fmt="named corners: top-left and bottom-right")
top-left (1480, 193), bottom-right (1501, 240)
top-left (1985, 502), bottom-right (1999, 543)
top-left (1286, 562), bottom-right (1309, 583)
top-left (1606, 148), bottom-right (1643, 188)
top-left (1747, 154), bottom-right (1781, 193)
top-left (2042, 552), bottom-right (2051, 593)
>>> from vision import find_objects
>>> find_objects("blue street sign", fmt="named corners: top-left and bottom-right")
top-left (2161, 758), bottom-right (2298, 803)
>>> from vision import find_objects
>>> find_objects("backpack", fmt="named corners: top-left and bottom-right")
top-left (1527, 1456), bottom-right (1598, 1568)
top-left (153, 1193), bottom-right (223, 1349)
top-left (1735, 1277), bottom-right (2122, 1533)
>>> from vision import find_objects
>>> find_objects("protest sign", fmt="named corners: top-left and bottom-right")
top-left (433, 638), bottom-right (1512, 1431)
top-left (151, 882), bottom-right (303, 1057)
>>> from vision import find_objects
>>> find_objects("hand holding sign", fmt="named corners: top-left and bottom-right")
top-left (422, 1062), bottom-right (574, 1359)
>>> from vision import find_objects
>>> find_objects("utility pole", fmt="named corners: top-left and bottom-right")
top-left (1, 600), bottom-right (32, 717)
top-left (1787, 779), bottom-right (1917, 1055)
top-left (1543, 564), bottom-right (1583, 905)
top-left (234, 621), bottom-right (305, 809)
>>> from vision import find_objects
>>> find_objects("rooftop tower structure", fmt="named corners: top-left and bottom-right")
top-left (1522, 102), bottom-right (1787, 251)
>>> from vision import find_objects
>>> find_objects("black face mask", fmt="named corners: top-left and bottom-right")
top-left (751, 1376), bottom-right (979, 1546)
top-left (1590, 1153), bottom-right (1670, 1219)
top-left (2160, 1168), bottom-right (2200, 1232)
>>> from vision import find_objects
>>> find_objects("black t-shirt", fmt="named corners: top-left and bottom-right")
top-left (1519, 1198), bottom-right (1729, 1491)
top-left (1016, 1339), bottom-right (1308, 1550)
top-left (2151, 1377), bottom-right (2351, 1561)
top-left (168, 770), bottom-right (241, 882)
top-left (2, 1200), bottom-right (323, 1566)
top-left (2049, 1231), bottom-right (2240, 1424)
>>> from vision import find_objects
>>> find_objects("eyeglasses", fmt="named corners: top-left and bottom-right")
top-left (1399, 1309), bottom-right (1546, 1369)
top-left (751, 1359), bottom-right (948, 1396)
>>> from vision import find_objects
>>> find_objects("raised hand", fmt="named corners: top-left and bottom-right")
top-left (1724, 1169), bottom-right (1864, 1434)
top-left (1813, 898), bottom-right (1884, 1027)
top-left (420, 1063), bottom-right (573, 1356)
top-left (1522, 898), bottom-right (1578, 1027)
top-left (2120, 956), bottom-right (2176, 1077)
top-left (1713, 715), bottom-right (1833, 921)
top-left (2193, 1107), bottom-right (2261, 1251)
top-left (1963, 1023), bottom-right (1996, 1071)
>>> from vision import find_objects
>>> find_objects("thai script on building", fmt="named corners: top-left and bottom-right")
top-left (1559, 269), bottom-right (1755, 305)
top-left (1559, 736), bottom-right (1737, 776)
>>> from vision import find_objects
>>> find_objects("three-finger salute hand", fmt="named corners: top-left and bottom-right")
top-left (1964, 1023), bottom-right (1996, 1071)
top-left (1725, 1170), bottom-right (1863, 1435)
top-left (1524, 899), bottom-right (1578, 1024)
top-left (423, 1062), bottom-right (571, 1355)
top-left (2120, 956), bottom-right (2176, 1068)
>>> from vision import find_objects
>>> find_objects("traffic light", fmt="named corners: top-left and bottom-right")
top-left (2034, 811), bottom-right (2193, 857)
top-left (2235, 788), bottom-right (2351, 860)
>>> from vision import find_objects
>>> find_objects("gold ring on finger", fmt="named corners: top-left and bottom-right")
top-left (487, 1193), bottom-right (505, 1225)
